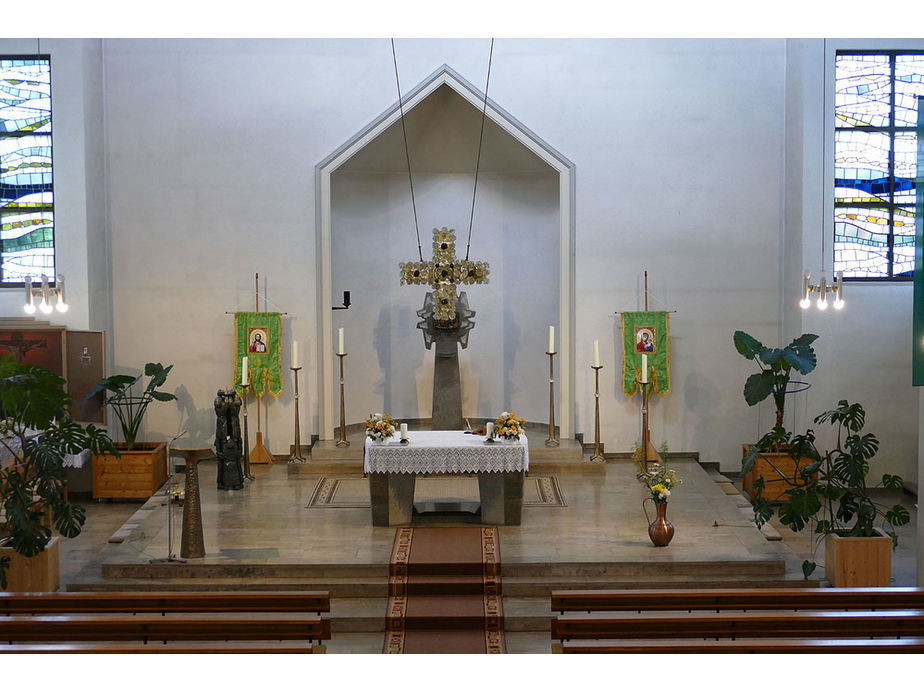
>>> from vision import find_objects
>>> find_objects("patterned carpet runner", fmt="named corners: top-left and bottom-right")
top-left (384, 526), bottom-right (505, 654)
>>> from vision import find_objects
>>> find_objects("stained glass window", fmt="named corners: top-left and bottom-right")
top-left (0, 57), bottom-right (54, 285)
top-left (834, 52), bottom-right (924, 278)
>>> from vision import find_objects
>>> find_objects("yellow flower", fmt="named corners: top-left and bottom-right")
top-left (651, 483), bottom-right (666, 494)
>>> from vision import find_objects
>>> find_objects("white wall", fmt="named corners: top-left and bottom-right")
top-left (1, 37), bottom-right (919, 483)
top-left (331, 170), bottom-right (559, 425)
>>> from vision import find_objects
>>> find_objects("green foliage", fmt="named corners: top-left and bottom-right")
top-left (87, 362), bottom-right (176, 449)
top-left (745, 399), bottom-right (910, 579)
top-left (0, 354), bottom-right (115, 587)
top-left (734, 331), bottom-right (818, 427)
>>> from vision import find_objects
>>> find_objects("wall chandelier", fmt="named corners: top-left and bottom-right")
top-left (23, 274), bottom-right (68, 314)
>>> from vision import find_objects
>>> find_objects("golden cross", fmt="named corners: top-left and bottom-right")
top-left (400, 227), bottom-right (490, 323)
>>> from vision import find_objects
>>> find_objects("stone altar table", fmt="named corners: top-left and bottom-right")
top-left (364, 430), bottom-right (528, 526)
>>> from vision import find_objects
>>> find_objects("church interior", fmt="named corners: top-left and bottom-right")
top-left (2, 15), bottom-right (924, 677)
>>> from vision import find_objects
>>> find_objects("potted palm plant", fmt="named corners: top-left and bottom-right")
top-left (0, 354), bottom-right (115, 590)
top-left (86, 362), bottom-right (176, 500)
top-left (747, 400), bottom-right (910, 585)
top-left (734, 331), bottom-right (818, 500)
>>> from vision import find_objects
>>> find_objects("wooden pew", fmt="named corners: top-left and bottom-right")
top-left (558, 637), bottom-right (924, 654)
top-left (551, 587), bottom-right (924, 614)
top-left (0, 612), bottom-right (331, 644)
top-left (0, 590), bottom-right (330, 616)
top-left (551, 609), bottom-right (924, 641)
top-left (0, 641), bottom-right (315, 654)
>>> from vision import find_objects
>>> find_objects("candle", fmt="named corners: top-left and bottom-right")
top-left (549, 326), bottom-right (555, 353)
top-left (640, 354), bottom-right (648, 383)
top-left (241, 356), bottom-right (249, 386)
top-left (400, 423), bottom-right (408, 440)
top-left (593, 340), bottom-right (600, 367)
top-left (292, 340), bottom-right (299, 369)
top-left (486, 422), bottom-right (494, 438)
top-left (338, 328), bottom-right (344, 355)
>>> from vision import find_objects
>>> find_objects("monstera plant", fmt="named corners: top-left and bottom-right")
top-left (733, 331), bottom-right (818, 428)
top-left (0, 354), bottom-right (115, 589)
top-left (746, 400), bottom-right (910, 580)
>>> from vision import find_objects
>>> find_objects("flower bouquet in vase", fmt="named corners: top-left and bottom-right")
top-left (494, 411), bottom-right (526, 443)
top-left (365, 412), bottom-right (396, 443)
top-left (641, 462), bottom-right (682, 547)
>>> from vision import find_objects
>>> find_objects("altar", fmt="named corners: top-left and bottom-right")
top-left (364, 430), bottom-right (528, 526)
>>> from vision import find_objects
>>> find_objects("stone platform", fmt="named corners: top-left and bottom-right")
top-left (62, 445), bottom-right (821, 653)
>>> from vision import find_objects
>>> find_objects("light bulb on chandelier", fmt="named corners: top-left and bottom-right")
top-left (22, 273), bottom-right (68, 315)
top-left (800, 269), bottom-right (843, 311)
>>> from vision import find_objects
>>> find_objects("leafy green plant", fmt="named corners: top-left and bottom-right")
top-left (0, 354), bottom-right (115, 589)
top-left (733, 331), bottom-right (818, 428)
top-left (746, 400), bottom-right (910, 579)
top-left (86, 362), bottom-right (176, 449)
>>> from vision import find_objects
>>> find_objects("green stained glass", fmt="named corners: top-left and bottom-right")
top-left (0, 57), bottom-right (53, 284)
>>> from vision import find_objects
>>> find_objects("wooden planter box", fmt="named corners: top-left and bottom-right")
top-left (92, 442), bottom-right (167, 500)
top-left (0, 536), bottom-right (60, 592)
top-left (825, 530), bottom-right (892, 587)
top-left (741, 445), bottom-right (813, 502)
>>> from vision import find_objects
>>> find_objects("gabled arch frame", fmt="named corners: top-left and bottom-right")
top-left (315, 64), bottom-right (576, 440)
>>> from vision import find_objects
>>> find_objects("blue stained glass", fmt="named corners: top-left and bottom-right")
top-left (0, 57), bottom-right (53, 283)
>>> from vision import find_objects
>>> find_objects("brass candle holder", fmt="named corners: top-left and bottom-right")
top-left (591, 364), bottom-right (604, 461)
top-left (336, 352), bottom-right (349, 447)
top-left (545, 350), bottom-right (559, 447)
top-left (240, 382), bottom-right (254, 480)
top-left (289, 366), bottom-right (306, 462)
top-left (635, 370), bottom-right (660, 476)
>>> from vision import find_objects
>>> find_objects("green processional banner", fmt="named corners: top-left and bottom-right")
top-left (234, 311), bottom-right (283, 399)
top-left (621, 311), bottom-right (670, 397)
top-left (913, 97), bottom-right (924, 386)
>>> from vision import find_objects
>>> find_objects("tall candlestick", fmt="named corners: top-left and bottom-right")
top-left (593, 340), bottom-right (600, 368)
top-left (640, 353), bottom-right (648, 384)
top-left (241, 356), bottom-right (249, 386)
top-left (338, 328), bottom-right (344, 355)
top-left (292, 340), bottom-right (299, 369)
top-left (549, 326), bottom-right (555, 353)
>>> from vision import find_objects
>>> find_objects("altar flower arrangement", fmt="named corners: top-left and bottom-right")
top-left (494, 411), bottom-right (525, 440)
top-left (365, 412), bottom-right (396, 441)
top-left (642, 463), bottom-right (681, 504)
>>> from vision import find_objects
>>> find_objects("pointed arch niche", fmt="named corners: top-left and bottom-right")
top-left (316, 65), bottom-right (575, 440)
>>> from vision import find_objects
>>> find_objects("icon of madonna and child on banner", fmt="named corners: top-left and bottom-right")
top-left (620, 311), bottom-right (671, 398)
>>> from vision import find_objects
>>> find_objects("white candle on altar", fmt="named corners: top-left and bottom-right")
top-left (241, 356), bottom-right (249, 386)
top-left (486, 422), bottom-right (494, 438)
top-left (593, 340), bottom-right (600, 367)
top-left (640, 354), bottom-right (648, 383)
top-left (549, 326), bottom-right (555, 353)
top-left (400, 423), bottom-right (408, 440)
top-left (338, 328), bottom-right (344, 355)
top-left (292, 340), bottom-right (299, 369)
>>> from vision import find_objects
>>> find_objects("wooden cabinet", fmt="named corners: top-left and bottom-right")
top-left (92, 442), bottom-right (167, 500)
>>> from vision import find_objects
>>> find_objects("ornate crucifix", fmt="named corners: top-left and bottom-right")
top-left (399, 228), bottom-right (489, 429)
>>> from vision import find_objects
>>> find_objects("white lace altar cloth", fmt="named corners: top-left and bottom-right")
top-left (363, 430), bottom-right (529, 475)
